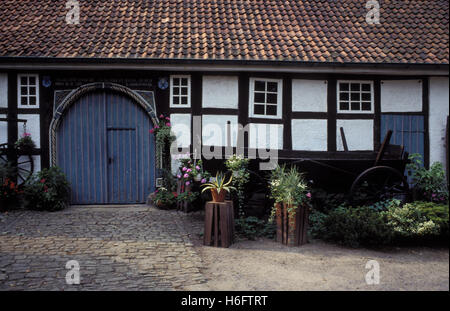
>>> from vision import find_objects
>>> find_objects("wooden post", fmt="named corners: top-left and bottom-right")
top-left (275, 203), bottom-right (309, 247)
top-left (204, 201), bottom-right (235, 248)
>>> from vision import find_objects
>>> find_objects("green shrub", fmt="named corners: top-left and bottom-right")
top-left (407, 154), bottom-right (448, 203)
top-left (23, 167), bottom-right (71, 211)
top-left (322, 206), bottom-right (393, 248)
top-left (383, 201), bottom-right (447, 240)
top-left (235, 216), bottom-right (276, 240)
top-left (308, 209), bottom-right (328, 238)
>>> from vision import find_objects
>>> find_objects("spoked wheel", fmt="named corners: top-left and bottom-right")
top-left (0, 143), bottom-right (34, 186)
top-left (349, 166), bottom-right (410, 207)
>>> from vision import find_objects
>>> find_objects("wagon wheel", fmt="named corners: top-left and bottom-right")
top-left (0, 143), bottom-right (34, 186)
top-left (349, 166), bottom-right (410, 207)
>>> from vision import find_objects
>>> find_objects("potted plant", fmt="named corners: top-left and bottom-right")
top-left (201, 172), bottom-right (235, 203)
top-left (269, 165), bottom-right (311, 246)
top-left (15, 132), bottom-right (36, 154)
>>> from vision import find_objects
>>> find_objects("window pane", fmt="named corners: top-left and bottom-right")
top-left (21, 87), bottom-right (28, 95)
top-left (351, 83), bottom-right (360, 91)
top-left (29, 96), bottom-right (36, 106)
top-left (181, 87), bottom-right (188, 95)
top-left (351, 102), bottom-right (360, 110)
top-left (29, 87), bottom-right (36, 95)
top-left (266, 105), bottom-right (277, 116)
top-left (361, 93), bottom-right (371, 101)
top-left (173, 87), bottom-right (179, 95)
top-left (361, 102), bottom-right (371, 111)
top-left (173, 97), bottom-right (179, 105)
top-left (181, 78), bottom-right (188, 86)
top-left (339, 102), bottom-right (349, 110)
top-left (361, 84), bottom-right (371, 92)
top-left (267, 82), bottom-right (278, 93)
top-left (254, 104), bottom-right (265, 115)
top-left (181, 97), bottom-right (188, 105)
top-left (266, 93), bottom-right (277, 104)
top-left (340, 92), bottom-right (349, 101)
top-left (340, 83), bottom-right (349, 91)
top-left (20, 77), bottom-right (27, 85)
top-left (28, 76), bottom-right (36, 85)
top-left (254, 81), bottom-right (265, 92)
top-left (351, 93), bottom-right (360, 101)
top-left (21, 96), bottom-right (28, 106)
top-left (173, 78), bottom-right (180, 86)
top-left (254, 92), bottom-right (265, 103)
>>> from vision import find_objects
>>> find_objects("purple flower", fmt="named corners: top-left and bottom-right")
top-left (432, 193), bottom-right (437, 197)
top-left (186, 168), bottom-right (192, 173)
top-left (22, 132), bottom-right (31, 137)
top-left (195, 165), bottom-right (200, 170)
top-left (159, 114), bottom-right (164, 119)
top-left (185, 181), bottom-right (190, 186)
top-left (155, 125), bottom-right (159, 129)
top-left (183, 173), bottom-right (189, 178)
top-left (182, 167), bottom-right (187, 171)
top-left (165, 117), bottom-right (170, 121)
top-left (166, 123), bottom-right (171, 127)
top-left (177, 174), bottom-right (181, 179)
top-left (306, 192), bottom-right (312, 198)
top-left (201, 178), bottom-right (206, 184)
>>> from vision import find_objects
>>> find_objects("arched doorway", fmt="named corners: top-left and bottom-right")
top-left (52, 84), bottom-right (156, 204)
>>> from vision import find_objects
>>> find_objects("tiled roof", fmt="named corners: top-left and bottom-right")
top-left (0, 0), bottom-right (448, 65)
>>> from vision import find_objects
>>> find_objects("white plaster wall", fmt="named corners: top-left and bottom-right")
top-left (292, 79), bottom-right (328, 112)
top-left (291, 119), bottom-right (327, 151)
top-left (18, 155), bottom-right (41, 174)
top-left (202, 76), bottom-right (239, 109)
top-left (249, 123), bottom-right (283, 150)
top-left (0, 73), bottom-right (7, 108)
top-left (381, 80), bottom-right (423, 112)
top-left (170, 113), bottom-right (191, 148)
top-left (17, 114), bottom-right (40, 148)
top-left (429, 77), bottom-right (449, 166)
top-left (336, 119), bottom-right (374, 151)
top-left (0, 114), bottom-right (7, 144)
top-left (202, 115), bottom-right (238, 147)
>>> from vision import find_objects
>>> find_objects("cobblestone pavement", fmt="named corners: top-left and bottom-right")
top-left (0, 206), bottom-right (207, 291)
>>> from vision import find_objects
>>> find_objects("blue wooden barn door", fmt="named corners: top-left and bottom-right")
top-left (381, 114), bottom-right (425, 159)
top-left (57, 90), bottom-right (155, 204)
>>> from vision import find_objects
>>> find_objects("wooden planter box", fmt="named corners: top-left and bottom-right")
top-left (275, 202), bottom-right (309, 246)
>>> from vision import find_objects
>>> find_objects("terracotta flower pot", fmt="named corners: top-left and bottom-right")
top-left (210, 189), bottom-right (226, 202)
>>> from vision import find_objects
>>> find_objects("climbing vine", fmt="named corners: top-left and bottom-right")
top-left (150, 114), bottom-right (176, 170)
top-left (225, 154), bottom-right (250, 218)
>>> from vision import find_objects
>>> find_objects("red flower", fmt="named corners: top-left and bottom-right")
top-left (149, 128), bottom-right (154, 134)
top-left (40, 178), bottom-right (46, 183)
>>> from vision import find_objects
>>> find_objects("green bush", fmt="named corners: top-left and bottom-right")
top-left (407, 154), bottom-right (448, 203)
top-left (23, 167), bottom-right (71, 211)
top-left (321, 206), bottom-right (393, 248)
top-left (384, 201), bottom-right (448, 241)
top-left (235, 216), bottom-right (276, 240)
top-left (308, 209), bottom-right (328, 238)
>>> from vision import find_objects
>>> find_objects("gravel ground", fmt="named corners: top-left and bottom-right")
top-left (180, 211), bottom-right (449, 291)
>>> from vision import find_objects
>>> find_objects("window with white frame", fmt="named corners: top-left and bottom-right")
top-left (249, 78), bottom-right (282, 118)
top-left (170, 75), bottom-right (191, 108)
top-left (337, 81), bottom-right (373, 113)
top-left (17, 74), bottom-right (39, 108)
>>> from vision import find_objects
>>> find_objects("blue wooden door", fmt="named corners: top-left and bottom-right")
top-left (57, 90), bottom-right (155, 204)
top-left (381, 114), bottom-right (425, 159)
